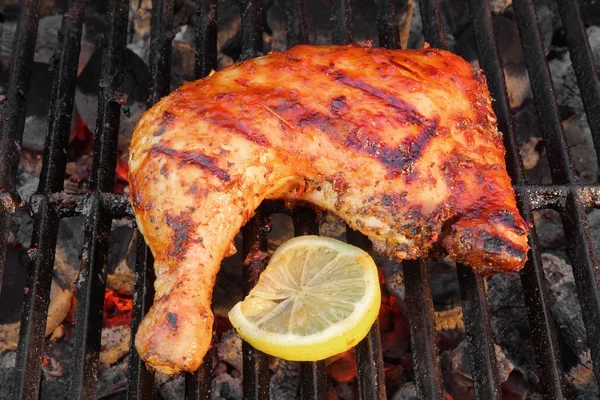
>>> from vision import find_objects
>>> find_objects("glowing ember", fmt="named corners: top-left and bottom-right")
top-left (114, 152), bottom-right (129, 192)
top-left (103, 290), bottom-right (133, 328)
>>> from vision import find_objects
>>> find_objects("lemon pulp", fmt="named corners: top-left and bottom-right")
top-left (228, 235), bottom-right (381, 361)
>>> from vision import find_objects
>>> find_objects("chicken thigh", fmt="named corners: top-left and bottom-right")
top-left (128, 44), bottom-right (529, 374)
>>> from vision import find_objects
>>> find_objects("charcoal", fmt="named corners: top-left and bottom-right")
top-left (488, 254), bottom-right (599, 397)
top-left (266, 0), bottom-right (412, 51)
top-left (541, 254), bottom-right (599, 398)
top-left (453, 15), bottom-right (530, 109)
top-left (0, 247), bottom-right (28, 325)
top-left (487, 272), bottom-right (537, 384)
top-left (74, 47), bottom-right (150, 154)
top-left (562, 115), bottom-right (598, 184)
top-left (533, 209), bottom-right (565, 251)
top-left (57, 217), bottom-right (86, 285)
top-left (441, 340), bottom-right (516, 399)
top-left (95, 361), bottom-right (128, 399)
top-left (106, 219), bottom-right (136, 293)
top-left (512, 100), bottom-right (598, 184)
top-left (214, 234), bottom-right (244, 317)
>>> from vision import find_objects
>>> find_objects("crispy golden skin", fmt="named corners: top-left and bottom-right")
top-left (128, 44), bottom-right (529, 374)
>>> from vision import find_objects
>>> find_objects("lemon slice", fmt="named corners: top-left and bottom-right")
top-left (228, 235), bottom-right (381, 361)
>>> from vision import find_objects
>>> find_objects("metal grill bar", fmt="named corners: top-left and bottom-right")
top-left (403, 260), bottom-right (444, 399)
top-left (417, 0), bottom-right (446, 49)
top-left (13, 0), bottom-right (87, 398)
top-left (239, 0), bottom-right (263, 60)
top-left (300, 362), bottom-right (327, 400)
top-left (345, 228), bottom-right (387, 400)
top-left (355, 317), bottom-right (386, 400)
top-left (195, 0), bottom-right (218, 79)
top-left (0, 0), bottom-right (41, 296)
top-left (127, 2), bottom-right (175, 398)
top-left (188, 2), bottom-right (219, 396)
top-left (242, 216), bottom-right (271, 400)
top-left (374, 0), bottom-right (400, 49)
top-left (292, 207), bottom-right (328, 400)
top-left (466, 0), bottom-right (567, 392)
top-left (285, 0), bottom-right (308, 47)
top-left (418, 1), bottom-right (509, 398)
top-left (456, 263), bottom-right (502, 399)
top-left (237, 1), bottom-right (271, 397)
top-left (330, 0), bottom-right (353, 45)
top-left (69, 0), bottom-right (131, 396)
top-left (562, 193), bottom-right (600, 389)
top-left (512, 0), bottom-right (574, 184)
top-left (555, 0), bottom-right (600, 170)
top-left (14, 196), bottom-right (58, 399)
top-left (127, 237), bottom-right (156, 399)
top-left (513, 0), bottom-right (600, 395)
top-left (330, 2), bottom-right (389, 397)
top-left (147, 0), bottom-right (175, 108)
top-left (186, 355), bottom-right (214, 400)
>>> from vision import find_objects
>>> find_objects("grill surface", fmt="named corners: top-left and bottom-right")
top-left (2, 0), bottom-right (600, 399)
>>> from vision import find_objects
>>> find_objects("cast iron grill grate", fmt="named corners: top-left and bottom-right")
top-left (1, 0), bottom-right (600, 399)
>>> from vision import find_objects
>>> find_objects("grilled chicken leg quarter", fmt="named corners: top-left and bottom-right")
top-left (128, 44), bottom-right (529, 374)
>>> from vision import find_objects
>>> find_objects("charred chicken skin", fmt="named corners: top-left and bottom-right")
top-left (128, 44), bottom-right (529, 374)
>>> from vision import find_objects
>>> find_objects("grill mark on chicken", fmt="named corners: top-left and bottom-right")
top-left (204, 107), bottom-right (271, 147)
top-left (331, 70), bottom-right (427, 125)
top-left (165, 212), bottom-right (194, 260)
top-left (269, 97), bottom-right (440, 177)
top-left (149, 145), bottom-right (231, 182)
top-left (167, 312), bottom-right (178, 330)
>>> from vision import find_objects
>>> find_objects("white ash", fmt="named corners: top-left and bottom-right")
top-left (269, 358), bottom-right (300, 399)
top-left (335, 382), bottom-right (356, 400)
top-left (529, 0), bottom-right (562, 50)
top-left (0, 352), bottom-right (16, 396)
top-left (95, 359), bottom-right (129, 399)
top-left (217, 329), bottom-right (243, 372)
top-left (156, 374), bottom-right (185, 399)
top-left (41, 356), bottom-right (65, 378)
top-left (562, 115), bottom-right (598, 184)
top-left (392, 382), bottom-right (418, 400)
top-left (213, 373), bottom-right (243, 400)
top-left (100, 325), bottom-right (131, 366)
top-left (318, 213), bottom-right (346, 240)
